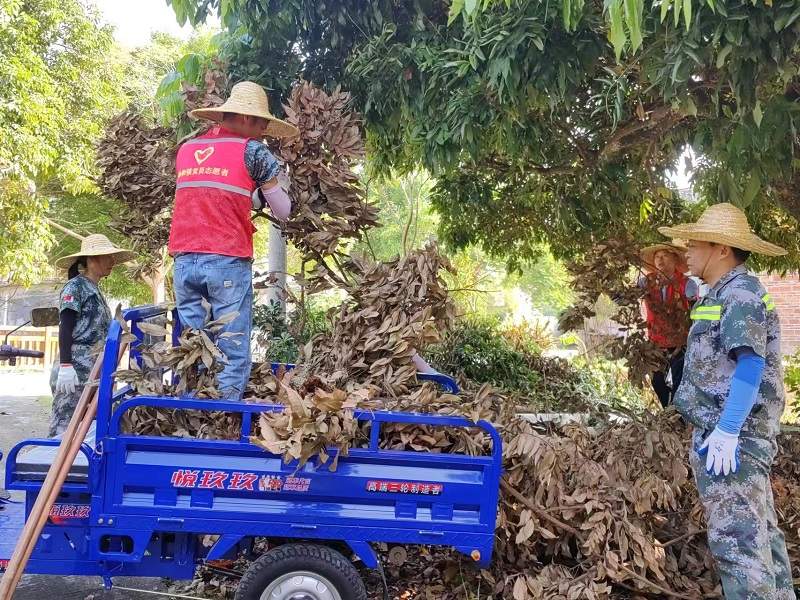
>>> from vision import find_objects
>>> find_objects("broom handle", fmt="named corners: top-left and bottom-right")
top-left (0, 341), bottom-right (127, 599)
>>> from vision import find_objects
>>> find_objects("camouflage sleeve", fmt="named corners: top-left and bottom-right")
top-left (244, 140), bottom-right (280, 186)
top-left (720, 288), bottom-right (767, 358)
top-left (59, 279), bottom-right (83, 314)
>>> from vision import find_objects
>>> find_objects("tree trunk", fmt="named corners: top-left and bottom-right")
top-left (266, 223), bottom-right (287, 315)
top-left (141, 248), bottom-right (168, 304)
top-left (148, 265), bottom-right (166, 304)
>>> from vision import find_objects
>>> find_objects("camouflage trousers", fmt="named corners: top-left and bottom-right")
top-left (48, 357), bottom-right (91, 438)
top-left (691, 429), bottom-right (796, 600)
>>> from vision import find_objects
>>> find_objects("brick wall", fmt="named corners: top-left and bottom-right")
top-left (760, 272), bottom-right (800, 355)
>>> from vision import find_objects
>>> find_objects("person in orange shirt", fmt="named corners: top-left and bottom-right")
top-left (639, 244), bottom-right (699, 407)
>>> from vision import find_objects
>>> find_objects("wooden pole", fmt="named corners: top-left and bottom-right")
top-left (0, 340), bottom-right (128, 598)
top-left (44, 217), bottom-right (86, 242)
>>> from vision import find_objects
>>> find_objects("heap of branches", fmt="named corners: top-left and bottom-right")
top-left (299, 243), bottom-right (456, 395)
top-left (122, 236), bottom-right (800, 599)
top-left (96, 112), bottom-right (175, 277)
top-left (271, 81), bottom-right (380, 265)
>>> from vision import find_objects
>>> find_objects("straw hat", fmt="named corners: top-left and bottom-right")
top-left (190, 81), bottom-right (299, 139)
top-left (55, 234), bottom-right (136, 269)
top-left (641, 243), bottom-right (686, 266)
top-left (658, 203), bottom-right (786, 257)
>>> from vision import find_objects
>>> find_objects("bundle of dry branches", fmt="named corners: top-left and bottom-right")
top-left (271, 81), bottom-right (380, 263)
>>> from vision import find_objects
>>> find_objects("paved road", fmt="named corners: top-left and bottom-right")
top-left (1, 372), bottom-right (177, 599)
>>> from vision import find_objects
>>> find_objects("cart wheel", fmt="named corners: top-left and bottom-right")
top-left (235, 543), bottom-right (367, 600)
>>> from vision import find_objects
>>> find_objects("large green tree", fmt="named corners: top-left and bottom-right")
top-left (168, 0), bottom-right (800, 269)
top-left (0, 0), bottom-right (126, 285)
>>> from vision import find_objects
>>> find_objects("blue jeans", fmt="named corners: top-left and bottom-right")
top-left (173, 253), bottom-right (253, 399)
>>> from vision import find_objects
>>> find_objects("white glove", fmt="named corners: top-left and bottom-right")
top-left (56, 364), bottom-right (79, 395)
top-left (699, 427), bottom-right (740, 476)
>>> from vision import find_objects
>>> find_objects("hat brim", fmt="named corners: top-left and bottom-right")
top-left (657, 226), bottom-right (787, 257)
top-left (641, 244), bottom-right (686, 262)
top-left (55, 249), bottom-right (137, 270)
top-left (189, 107), bottom-right (299, 139)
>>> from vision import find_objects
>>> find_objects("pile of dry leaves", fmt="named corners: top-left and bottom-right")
top-left (299, 243), bottom-right (456, 396)
top-left (96, 111), bottom-right (175, 278)
top-left (105, 70), bottom-right (799, 597)
top-left (248, 367), bottom-right (380, 471)
top-left (120, 246), bottom-right (800, 599)
top-left (115, 309), bottom-right (242, 440)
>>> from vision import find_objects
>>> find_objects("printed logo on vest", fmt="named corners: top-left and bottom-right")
top-left (194, 147), bottom-right (215, 164)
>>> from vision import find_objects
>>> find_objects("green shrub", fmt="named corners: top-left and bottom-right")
top-left (426, 316), bottom-right (649, 414)
top-left (252, 301), bottom-right (329, 364)
top-left (783, 351), bottom-right (800, 424)
top-left (425, 317), bottom-right (543, 396)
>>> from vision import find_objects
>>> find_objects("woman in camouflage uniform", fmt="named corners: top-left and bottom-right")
top-left (659, 204), bottom-right (795, 600)
top-left (50, 234), bottom-right (134, 437)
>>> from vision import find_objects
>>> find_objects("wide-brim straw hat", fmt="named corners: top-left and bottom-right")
top-left (641, 243), bottom-right (687, 266)
top-left (658, 203), bottom-right (786, 257)
top-left (55, 234), bottom-right (136, 269)
top-left (190, 81), bottom-right (299, 139)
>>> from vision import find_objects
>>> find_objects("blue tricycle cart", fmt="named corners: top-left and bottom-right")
top-left (0, 305), bottom-right (502, 599)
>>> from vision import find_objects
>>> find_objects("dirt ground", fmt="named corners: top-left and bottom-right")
top-left (0, 371), bottom-right (175, 599)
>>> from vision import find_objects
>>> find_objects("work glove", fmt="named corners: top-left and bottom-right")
top-left (56, 363), bottom-right (79, 395)
top-left (698, 427), bottom-right (740, 476)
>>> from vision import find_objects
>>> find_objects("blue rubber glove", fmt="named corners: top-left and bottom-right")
top-left (698, 347), bottom-right (764, 475)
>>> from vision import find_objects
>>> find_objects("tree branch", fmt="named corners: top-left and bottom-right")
top-left (618, 565), bottom-right (696, 600)
top-left (501, 478), bottom-right (585, 541)
top-left (600, 105), bottom-right (680, 161)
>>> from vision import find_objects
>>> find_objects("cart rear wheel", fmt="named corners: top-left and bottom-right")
top-left (234, 543), bottom-right (367, 600)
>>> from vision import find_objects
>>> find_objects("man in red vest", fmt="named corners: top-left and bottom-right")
top-left (168, 81), bottom-right (298, 398)
top-left (639, 244), bottom-right (700, 407)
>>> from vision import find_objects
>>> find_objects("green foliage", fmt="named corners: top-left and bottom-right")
top-left (0, 174), bottom-right (52, 285)
top-left (425, 316), bottom-right (544, 396)
top-left (782, 350), bottom-right (800, 424)
top-left (503, 248), bottom-right (574, 316)
top-left (355, 171), bottom-right (575, 317)
top-left (574, 356), bottom-right (653, 413)
top-left (121, 32), bottom-right (198, 117)
top-left (170, 0), bottom-right (800, 270)
top-left (252, 300), bottom-right (330, 364)
top-left (357, 171), bottom-right (439, 260)
top-left (47, 193), bottom-right (152, 304)
top-left (0, 0), bottom-right (126, 284)
top-left (425, 315), bottom-right (649, 412)
top-left (154, 30), bottom-right (224, 134)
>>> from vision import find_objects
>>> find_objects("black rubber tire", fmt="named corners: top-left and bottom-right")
top-left (234, 543), bottom-right (368, 600)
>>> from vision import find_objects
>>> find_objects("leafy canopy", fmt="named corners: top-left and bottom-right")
top-left (0, 0), bottom-right (126, 284)
top-left (170, 0), bottom-right (800, 269)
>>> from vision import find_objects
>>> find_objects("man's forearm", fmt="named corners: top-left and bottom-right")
top-left (252, 179), bottom-right (291, 221)
top-left (717, 347), bottom-right (765, 434)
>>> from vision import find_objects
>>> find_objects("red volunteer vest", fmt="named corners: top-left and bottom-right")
top-left (644, 271), bottom-right (691, 349)
top-left (168, 127), bottom-right (258, 258)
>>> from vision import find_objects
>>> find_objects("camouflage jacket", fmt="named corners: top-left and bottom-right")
top-left (59, 275), bottom-right (111, 381)
top-left (674, 265), bottom-right (784, 440)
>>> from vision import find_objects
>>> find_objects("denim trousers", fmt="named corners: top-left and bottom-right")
top-left (173, 253), bottom-right (253, 398)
